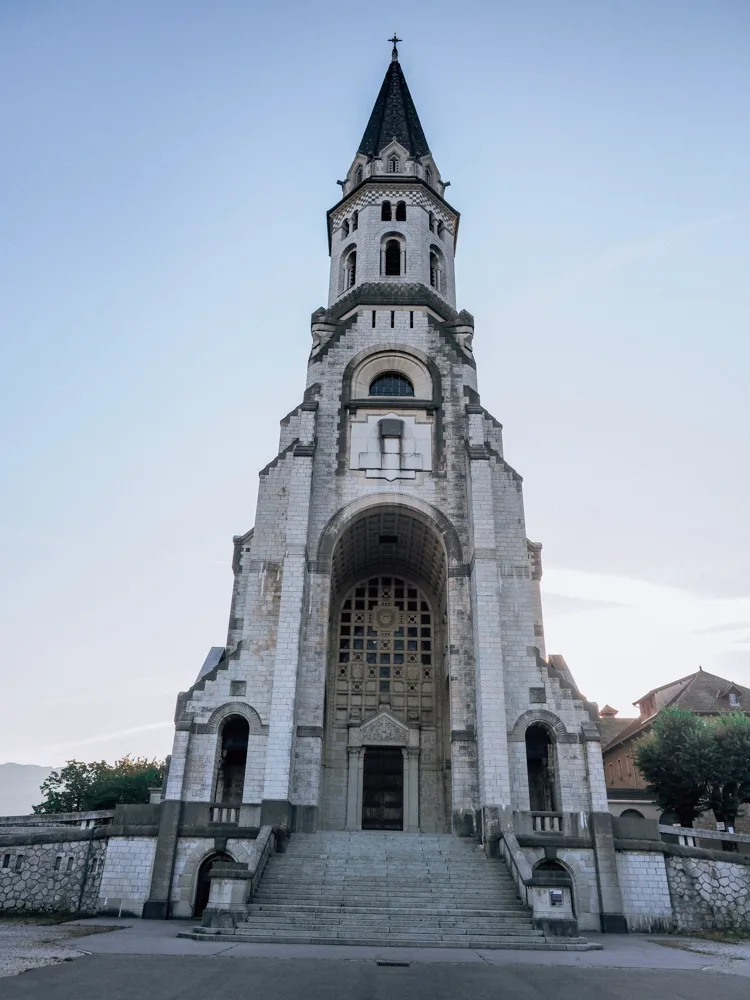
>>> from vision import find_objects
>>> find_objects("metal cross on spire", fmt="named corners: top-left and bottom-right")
top-left (389, 33), bottom-right (402, 61)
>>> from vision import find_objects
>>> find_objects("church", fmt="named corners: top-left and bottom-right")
top-left (131, 42), bottom-right (624, 936)
top-left (8, 45), bottom-right (750, 945)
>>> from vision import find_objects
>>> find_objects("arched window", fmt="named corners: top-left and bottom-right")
top-left (388, 155), bottom-right (400, 174)
top-left (430, 248), bottom-right (444, 292)
top-left (525, 723), bottom-right (557, 812)
top-left (395, 200), bottom-right (406, 221)
top-left (355, 165), bottom-right (363, 185)
top-left (620, 809), bottom-right (645, 819)
top-left (428, 212), bottom-right (436, 233)
top-left (342, 218), bottom-right (349, 238)
top-left (352, 210), bottom-right (358, 231)
top-left (425, 166), bottom-right (432, 186)
top-left (215, 716), bottom-right (249, 804)
top-left (437, 220), bottom-right (445, 239)
top-left (344, 249), bottom-right (357, 289)
top-left (369, 372), bottom-right (414, 397)
top-left (384, 239), bottom-right (401, 276)
top-left (381, 201), bottom-right (392, 222)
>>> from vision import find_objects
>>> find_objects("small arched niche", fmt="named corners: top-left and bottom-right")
top-left (214, 715), bottom-right (249, 804)
top-left (340, 245), bottom-right (357, 291)
top-left (429, 246), bottom-right (445, 293)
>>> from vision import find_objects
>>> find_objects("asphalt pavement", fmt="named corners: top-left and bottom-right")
top-left (1, 953), bottom-right (750, 1000)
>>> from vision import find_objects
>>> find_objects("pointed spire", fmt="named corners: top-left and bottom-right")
top-left (358, 42), bottom-right (430, 160)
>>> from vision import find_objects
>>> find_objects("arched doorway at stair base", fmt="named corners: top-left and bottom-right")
top-left (192, 852), bottom-right (231, 918)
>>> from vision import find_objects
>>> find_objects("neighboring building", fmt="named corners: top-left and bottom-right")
top-left (602, 668), bottom-right (750, 827)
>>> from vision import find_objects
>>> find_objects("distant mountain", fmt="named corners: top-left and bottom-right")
top-left (0, 763), bottom-right (55, 816)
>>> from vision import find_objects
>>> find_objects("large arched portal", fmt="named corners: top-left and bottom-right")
top-left (320, 505), bottom-right (451, 832)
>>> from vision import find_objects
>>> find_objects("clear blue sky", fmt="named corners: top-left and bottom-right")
top-left (1, 1), bottom-right (748, 765)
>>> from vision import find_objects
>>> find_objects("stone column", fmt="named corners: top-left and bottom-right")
top-left (582, 721), bottom-right (627, 932)
top-left (346, 747), bottom-right (364, 831)
top-left (447, 572), bottom-right (479, 833)
top-left (143, 725), bottom-right (189, 919)
top-left (403, 747), bottom-right (420, 832)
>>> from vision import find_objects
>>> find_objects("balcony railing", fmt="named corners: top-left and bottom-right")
top-left (531, 811), bottom-right (563, 834)
top-left (209, 804), bottom-right (240, 824)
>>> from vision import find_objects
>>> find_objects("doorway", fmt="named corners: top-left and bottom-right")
top-left (362, 747), bottom-right (403, 830)
top-left (193, 852), bottom-right (231, 918)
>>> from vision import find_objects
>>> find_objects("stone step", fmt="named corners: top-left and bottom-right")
top-left (184, 929), bottom-right (597, 950)
top-left (238, 920), bottom-right (541, 933)
top-left (247, 904), bottom-right (523, 917)
top-left (192, 830), bottom-right (594, 952)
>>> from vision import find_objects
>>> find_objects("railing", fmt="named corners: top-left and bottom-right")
top-left (247, 825), bottom-right (276, 902)
top-left (531, 811), bottom-right (563, 834)
top-left (658, 825), bottom-right (750, 849)
top-left (498, 829), bottom-right (533, 908)
top-left (209, 805), bottom-right (240, 824)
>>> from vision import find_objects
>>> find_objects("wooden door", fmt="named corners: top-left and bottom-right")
top-left (362, 747), bottom-right (403, 830)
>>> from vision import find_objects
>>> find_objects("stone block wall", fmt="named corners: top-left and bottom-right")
top-left (98, 836), bottom-right (157, 917)
top-left (616, 851), bottom-right (674, 932)
top-left (667, 855), bottom-right (750, 932)
top-left (0, 837), bottom-right (106, 914)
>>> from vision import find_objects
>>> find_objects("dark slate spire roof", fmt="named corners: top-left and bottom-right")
top-left (358, 55), bottom-right (430, 159)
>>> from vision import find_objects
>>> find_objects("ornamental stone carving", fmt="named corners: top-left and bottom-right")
top-left (360, 712), bottom-right (408, 745)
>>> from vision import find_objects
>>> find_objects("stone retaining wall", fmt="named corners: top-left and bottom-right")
top-left (0, 836), bottom-right (106, 914)
top-left (667, 854), bottom-right (750, 932)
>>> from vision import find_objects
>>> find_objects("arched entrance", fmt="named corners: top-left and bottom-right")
top-left (526, 724), bottom-right (558, 812)
top-left (192, 852), bottom-right (231, 918)
top-left (320, 505), bottom-right (450, 832)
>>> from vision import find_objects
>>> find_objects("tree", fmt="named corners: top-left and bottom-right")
top-left (34, 756), bottom-right (165, 814)
top-left (633, 708), bottom-right (711, 828)
top-left (704, 712), bottom-right (750, 841)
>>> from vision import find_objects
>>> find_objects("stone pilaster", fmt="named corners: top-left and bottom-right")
top-left (466, 409), bottom-right (512, 840)
top-left (261, 419), bottom-right (315, 825)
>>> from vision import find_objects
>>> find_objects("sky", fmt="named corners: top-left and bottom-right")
top-left (1, 1), bottom-right (748, 766)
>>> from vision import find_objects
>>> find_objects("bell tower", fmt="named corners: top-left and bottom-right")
top-left (327, 38), bottom-right (458, 311)
top-left (143, 41), bottom-right (626, 936)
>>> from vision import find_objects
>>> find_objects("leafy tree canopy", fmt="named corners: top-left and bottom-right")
top-left (633, 708), bottom-right (750, 830)
top-left (633, 709), bottom-right (711, 827)
top-left (33, 756), bottom-right (165, 814)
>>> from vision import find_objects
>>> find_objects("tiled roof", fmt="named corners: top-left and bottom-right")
top-left (598, 716), bottom-right (635, 745)
top-left (603, 669), bottom-right (750, 752)
top-left (358, 58), bottom-right (430, 159)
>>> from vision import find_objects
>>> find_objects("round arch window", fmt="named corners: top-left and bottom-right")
top-left (369, 372), bottom-right (414, 397)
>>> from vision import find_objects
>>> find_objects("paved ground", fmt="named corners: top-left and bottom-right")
top-left (1, 917), bottom-right (750, 998)
top-left (2, 953), bottom-right (750, 1000)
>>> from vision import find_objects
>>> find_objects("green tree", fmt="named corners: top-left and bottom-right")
top-left (34, 756), bottom-right (165, 814)
top-left (633, 708), bottom-right (711, 828)
top-left (704, 712), bottom-right (750, 841)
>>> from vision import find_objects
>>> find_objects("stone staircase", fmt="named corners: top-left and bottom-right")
top-left (190, 831), bottom-right (594, 949)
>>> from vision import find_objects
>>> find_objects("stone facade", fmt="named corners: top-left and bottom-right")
top-left (127, 46), bottom-right (628, 928)
top-left (616, 851), bottom-right (674, 932)
top-left (667, 855), bottom-right (750, 932)
top-left (98, 836), bottom-right (157, 917)
top-left (0, 836), bottom-right (106, 915)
